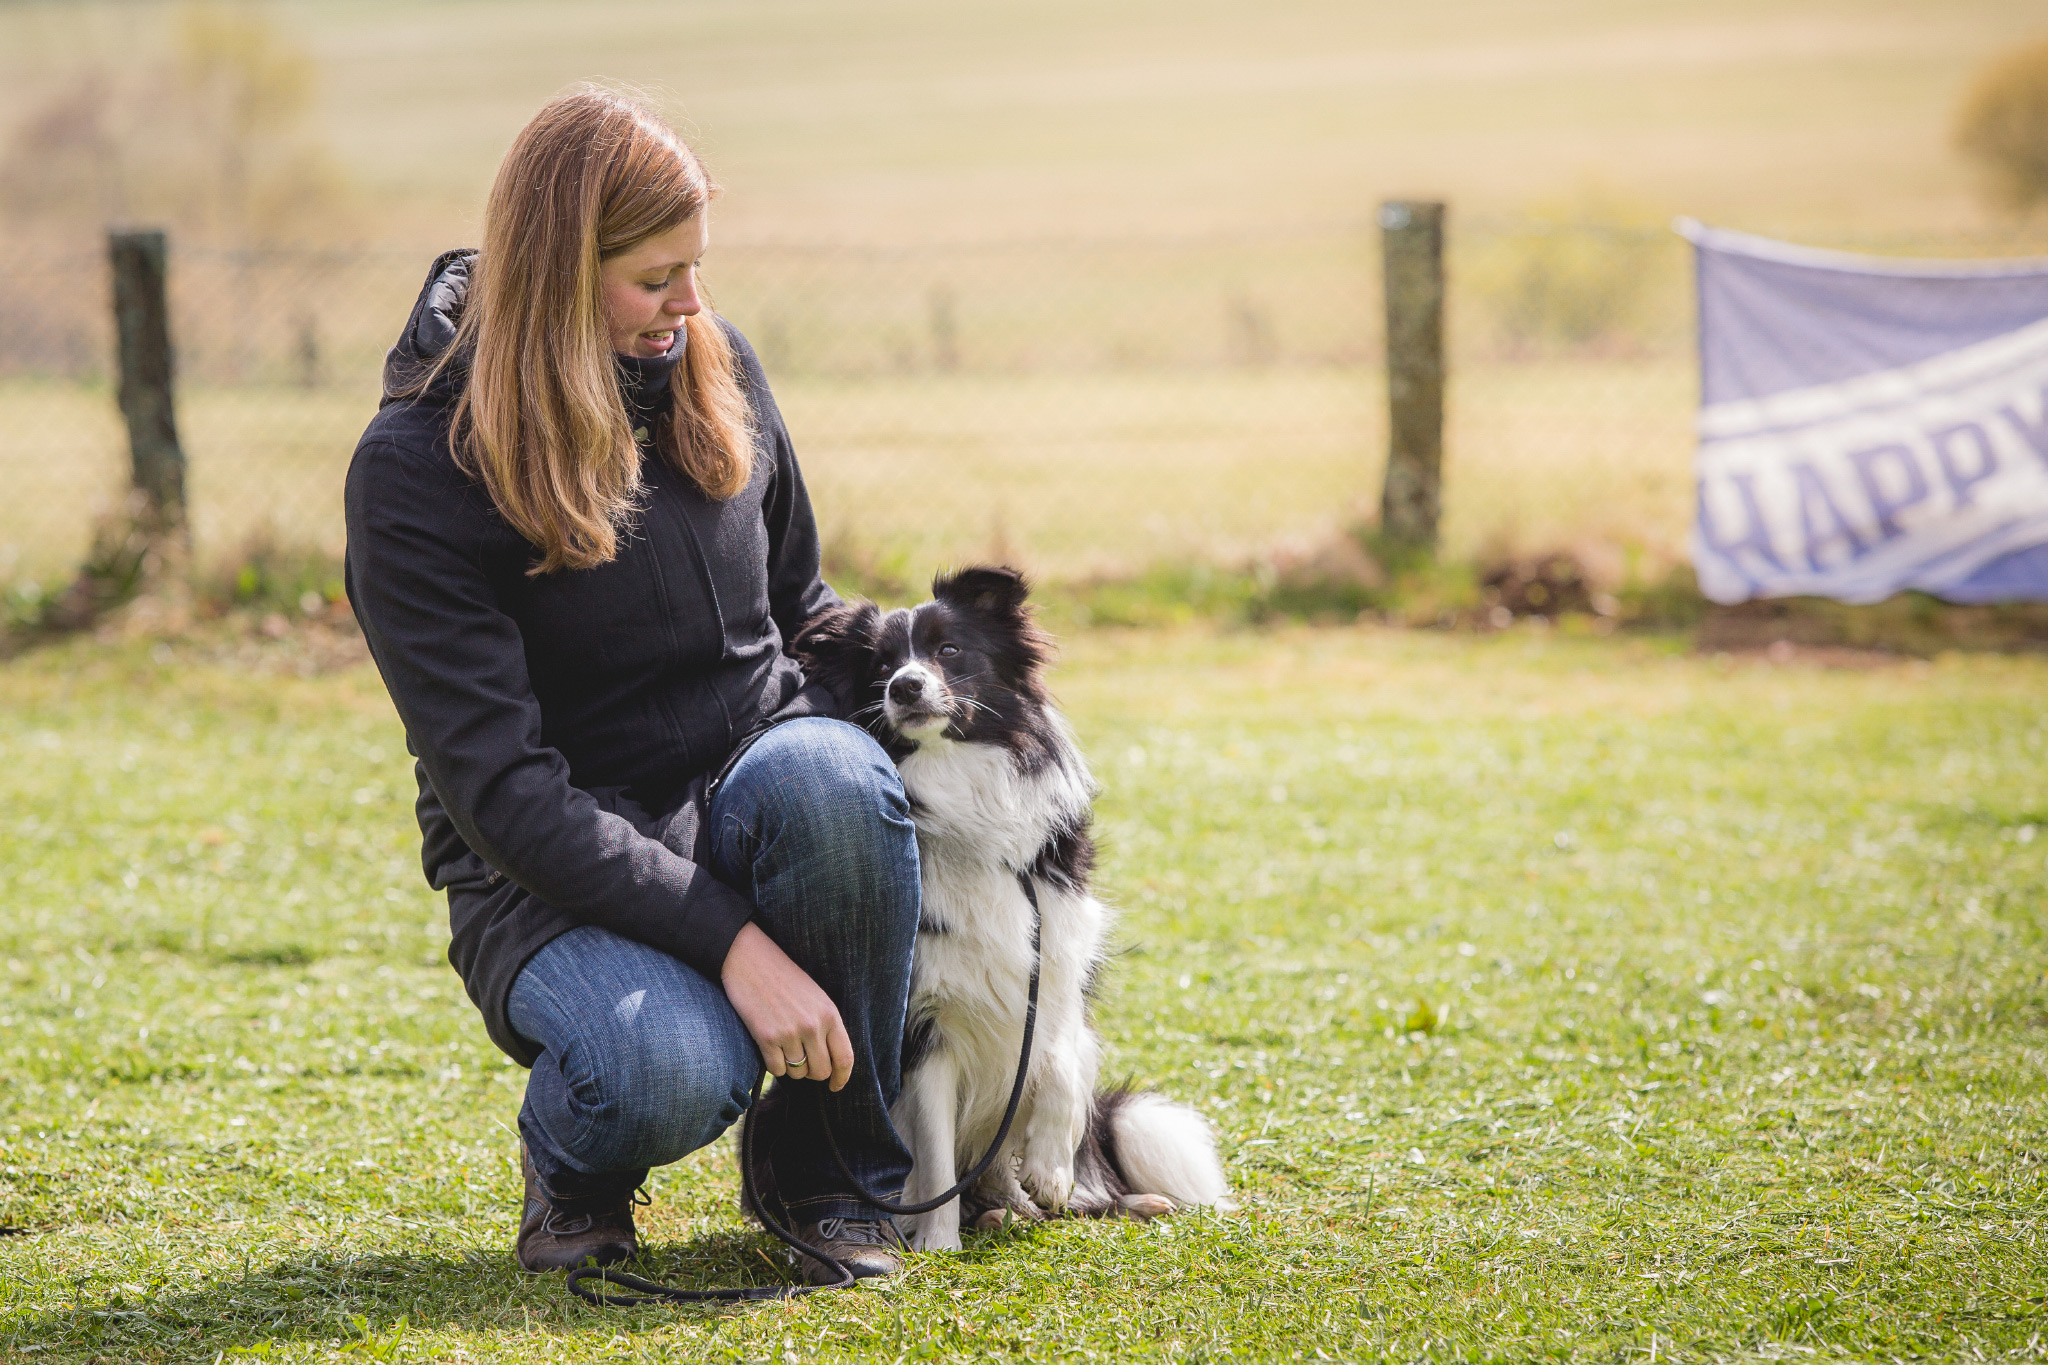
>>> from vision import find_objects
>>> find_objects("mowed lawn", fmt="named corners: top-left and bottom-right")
top-left (0, 626), bottom-right (2043, 1363)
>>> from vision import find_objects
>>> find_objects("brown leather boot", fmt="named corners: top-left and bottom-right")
top-left (515, 1144), bottom-right (642, 1274)
top-left (794, 1216), bottom-right (906, 1285)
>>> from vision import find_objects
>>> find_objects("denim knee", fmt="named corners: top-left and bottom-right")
top-left (556, 1032), bottom-right (755, 1172)
top-left (730, 719), bottom-right (913, 863)
top-left (510, 927), bottom-right (761, 1180)
top-left (751, 718), bottom-right (908, 829)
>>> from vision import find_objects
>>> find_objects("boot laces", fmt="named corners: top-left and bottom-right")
top-left (814, 1217), bottom-right (900, 1247)
top-left (541, 1210), bottom-right (595, 1237)
top-left (541, 1185), bottom-right (646, 1236)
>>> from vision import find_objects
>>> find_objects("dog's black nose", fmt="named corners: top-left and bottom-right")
top-left (888, 672), bottom-right (926, 704)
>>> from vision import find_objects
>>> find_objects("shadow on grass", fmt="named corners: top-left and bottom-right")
top-left (0, 1231), bottom-right (805, 1361)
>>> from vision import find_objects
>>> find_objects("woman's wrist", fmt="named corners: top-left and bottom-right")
top-left (717, 922), bottom-right (854, 1090)
top-left (719, 921), bottom-right (769, 982)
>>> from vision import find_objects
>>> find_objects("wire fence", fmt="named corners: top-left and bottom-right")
top-left (3, 219), bottom-right (2042, 598)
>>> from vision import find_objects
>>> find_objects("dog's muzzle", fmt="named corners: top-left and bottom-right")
top-left (884, 664), bottom-right (948, 728)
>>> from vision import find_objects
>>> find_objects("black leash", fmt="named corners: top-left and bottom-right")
top-left (567, 1068), bottom-right (853, 1304)
top-left (818, 875), bottom-right (1042, 1215)
top-left (567, 873), bottom-right (1044, 1306)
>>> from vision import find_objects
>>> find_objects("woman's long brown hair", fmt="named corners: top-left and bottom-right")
top-left (441, 87), bottom-right (755, 574)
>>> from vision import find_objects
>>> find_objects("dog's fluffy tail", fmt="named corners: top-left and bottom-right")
top-left (1102, 1090), bottom-right (1236, 1211)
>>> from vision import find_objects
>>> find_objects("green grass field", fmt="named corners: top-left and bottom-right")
top-left (1, 626), bottom-right (2043, 1362)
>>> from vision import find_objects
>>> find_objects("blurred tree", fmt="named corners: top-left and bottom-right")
top-left (168, 0), bottom-right (347, 242)
top-left (1464, 186), bottom-right (1676, 357)
top-left (0, 0), bottom-right (351, 245)
top-left (1954, 37), bottom-right (2048, 212)
top-left (0, 70), bottom-right (126, 224)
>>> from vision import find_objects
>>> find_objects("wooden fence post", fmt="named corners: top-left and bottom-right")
top-left (109, 229), bottom-right (188, 539)
top-left (1377, 200), bottom-right (1445, 552)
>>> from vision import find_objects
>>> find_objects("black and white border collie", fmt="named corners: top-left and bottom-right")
top-left (795, 566), bottom-right (1232, 1250)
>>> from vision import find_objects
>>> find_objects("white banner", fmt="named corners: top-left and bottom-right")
top-left (1696, 317), bottom-right (2048, 604)
top-left (1684, 222), bottom-right (2048, 604)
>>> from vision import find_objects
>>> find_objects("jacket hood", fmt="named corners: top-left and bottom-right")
top-left (381, 249), bottom-right (474, 406)
top-left (380, 249), bottom-right (684, 417)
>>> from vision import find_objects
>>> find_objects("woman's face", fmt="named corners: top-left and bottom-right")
top-left (599, 214), bottom-right (709, 359)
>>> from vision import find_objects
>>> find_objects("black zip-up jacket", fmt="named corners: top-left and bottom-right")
top-left (344, 251), bottom-right (839, 1064)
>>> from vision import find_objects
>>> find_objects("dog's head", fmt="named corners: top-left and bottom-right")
top-left (793, 566), bottom-right (1053, 757)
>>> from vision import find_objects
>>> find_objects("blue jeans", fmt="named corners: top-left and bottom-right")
top-left (507, 718), bottom-right (920, 1223)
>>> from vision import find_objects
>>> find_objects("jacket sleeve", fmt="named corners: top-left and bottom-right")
top-left (729, 325), bottom-right (842, 643)
top-left (343, 438), bottom-right (755, 980)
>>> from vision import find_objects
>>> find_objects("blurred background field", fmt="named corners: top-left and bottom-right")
top-left (2, 0), bottom-right (2046, 598)
top-left (0, 232), bottom-right (1709, 588)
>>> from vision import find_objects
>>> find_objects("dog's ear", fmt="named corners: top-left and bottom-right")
top-left (933, 565), bottom-right (1030, 620)
top-left (792, 601), bottom-right (880, 702)
top-left (792, 600), bottom-right (879, 666)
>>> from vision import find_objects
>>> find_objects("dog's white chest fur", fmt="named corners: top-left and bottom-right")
top-left (895, 732), bottom-right (1102, 1091)
top-left (888, 732), bottom-right (1108, 1239)
top-left (896, 729), bottom-right (1091, 872)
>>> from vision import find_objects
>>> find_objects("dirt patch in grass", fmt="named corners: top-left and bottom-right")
top-left (1699, 594), bottom-right (2048, 657)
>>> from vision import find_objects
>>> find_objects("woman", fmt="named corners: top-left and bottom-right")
top-left (343, 87), bottom-right (918, 1283)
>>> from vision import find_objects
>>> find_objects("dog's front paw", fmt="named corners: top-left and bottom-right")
top-left (902, 1208), bottom-right (964, 1253)
top-left (909, 1224), bottom-right (963, 1252)
top-left (1020, 1160), bottom-right (1075, 1213)
top-left (969, 1189), bottom-right (1047, 1230)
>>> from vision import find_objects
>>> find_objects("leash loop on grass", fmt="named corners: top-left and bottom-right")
top-left (567, 1069), bottom-right (855, 1305)
top-left (568, 872), bottom-right (1043, 1305)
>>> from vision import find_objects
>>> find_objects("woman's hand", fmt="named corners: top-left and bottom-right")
top-left (719, 923), bottom-right (855, 1091)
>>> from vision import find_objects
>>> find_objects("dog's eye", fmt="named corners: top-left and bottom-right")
top-left (936, 644), bottom-right (960, 658)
